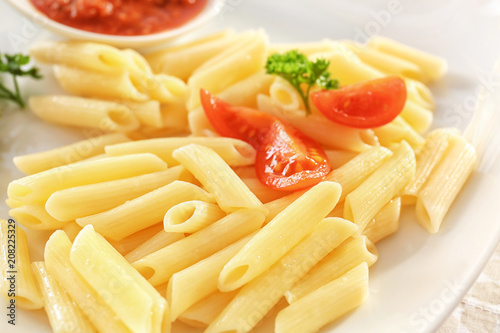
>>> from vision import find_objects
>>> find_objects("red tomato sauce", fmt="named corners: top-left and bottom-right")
top-left (30, 0), bottom-right (209, 36)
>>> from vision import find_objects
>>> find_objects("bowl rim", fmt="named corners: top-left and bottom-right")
top-left (4, 0), bottom-right (223, 47)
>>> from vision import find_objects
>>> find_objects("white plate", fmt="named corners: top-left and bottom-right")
top-left (1, 0), bottom-right (500, 332)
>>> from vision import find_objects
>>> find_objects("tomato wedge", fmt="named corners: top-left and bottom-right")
top-left (200, 89), bottom-right (273, 148)
top-left (256, 120), bottom-right (330, 191)
top-left (200, 89), bottom-right (330, 191)
top-left (311, 76), bottom-right (407, 128)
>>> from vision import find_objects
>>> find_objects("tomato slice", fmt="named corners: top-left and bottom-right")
top-left (200, 89), bottom-right (330, 191)
top-left (255, 120), bottom-right (330, 191)
top-left (200, 89), bottom-right (274, 148)
top-left (311, 76), bottom-right (407, 128)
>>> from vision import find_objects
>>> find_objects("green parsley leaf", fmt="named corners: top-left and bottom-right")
top-left (265, 50), bottom-right (339, 114)
top-left (0, 53), bottom-right (42, 110)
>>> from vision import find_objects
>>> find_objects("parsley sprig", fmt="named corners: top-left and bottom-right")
top-left (265, 50), bottom-right (339, 114)
top-left (0, 53), bottom-right (42, 109)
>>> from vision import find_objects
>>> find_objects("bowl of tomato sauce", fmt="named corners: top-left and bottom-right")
top-left (5, 0), bottom-right (223, 47)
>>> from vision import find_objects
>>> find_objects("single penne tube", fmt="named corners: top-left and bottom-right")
top-left (178, 290), bottom-right (239, 329)
top-left (124, 230), bottom-right (185, 263)
top-left (344, 41), bottom-right (424, 81)
top-left (368, 35), bottom-right (448, 82)
top-left (31, 261), bottom-right (96, 333)
top-left (405, 78), bottom-right (435, 110)
top-left (262, 191), bottom-right (303, 225)
top-left (275, 263), bottom-right (369, 333)
top-left (44, 230), bottom-right (129, 332)
top-left (105, 137), bottom-right (256, 167)
top-left (8, 153), bottom-right (167, 204)
top-left (218, 181), bottom-right (342, 292)
top-left (46, 166), bottom-right (188, 221)
top-left (206, 218), bottom-right (357, 333)
top-left (76, 181), bottom-right (214, 241)
top-left (168, 233), bottom-right (255, 321)
top-left (402, 128), bottom-right (460, 204)
top-left (285, 236), bottom-right (377, 304)
top-left (240, 177), bottom-right (292, 203)
top-left (146, 30), bottom-right (236, 80)
top-left (53, 65), bottom-right (149, 102)
top-left (257, 94), bottom-right (377, 152)
top-left (9, 204), bottom-right (71, 230)
top-left (400, 100), bottom-right (433, 134)
top-left (164, 200), bottom-right (226, 234)
top-left (0, 219), bottom-right (43, 309)
top-left (416, 135), bottom-right (476, 233)
top-left (30, 41), bottom-right (143, 74)
top-left (13, 133), bottom-right (130, 175)
top-left (132, 209), bottom-right (265, 287)
top-left (363, 197), bottom-right (401, 243)
top-left (5, 198), bottom-right (23, 209)
top-left (373, 116), bottom-right (425, 151)
top-left (127, 100), bottom-right (163, 128)
top-left (187, 30), bottom-right (268, 110)
top-left (70, 225), bottom-right (170, 333)
top-left (344, 141), bottom-right (416, 235)
top-left (109, 223), bottom-right (165, 256)
top-left (29, 95), bottom-right (139, 132)
top-left (324, 149), bottom-right (358, 169)
top-left (172, 144), bottom-right (266, 214)
top-left (325, 145), bottom-right (393, 202)
top-left (269, 77), bottom-right (305, 111)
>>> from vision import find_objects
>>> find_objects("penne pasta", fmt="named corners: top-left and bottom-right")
top-left (368, 35), bottom-right (447, 83)
top-left (325, 145), bottom-right (393, 202)
top-left (187, 30), bottom-right (268, 110)
top-left (13, 133), bottom-right (130, 175)
top-left (44, 230), bottom-right (130, 332)
top-left (178, 290), bottom-right (239, 329)
top-left (105, 137), bottom-right (256, 167)
top-left (53, 65), bottom-right (150, 102)
top-left (9, 204), bottom-right (71, 230)
top-left (363, 197), bottom-right (401, 243)
top-left (46, 166), bottom-right (188, 221)
top-left (167, 233), bottom-right (255, 320)
top-left (70, 225), bottom-right (170, 333)
top-left (416, 134), bottom-right (476, 233)
top-left (109, 223), bottom-right (165, 256)
top-left (146, 30), bottom-right (237, 81)
top-left (124, 229), bottom-right (185, 263)
top-left (172, 144), bottom-right (266, 214)
top-left (206, 218), bottom-right (357, 333)
top-left (8, 153), bottom-right (167, 204)
top-left (0, 219), bottom-right (43, 309)
top-left (127, 100), bottom-right (163, 128)
top-left (30, 41), bottom-right (147, 74)
top-left (324, 149), bottom-right (358, 169)
top-left (132, 209), bottom-right (265, 286)
top-left (76, 181), bottom-right (214, 241)
top-left (218, 181), bottom-right (342, 291)
top-left (400, 100), bottom-right (433, 134)
top-left (285, 236), bottom-right (377, 304)
top-left (164, 200), bottom-right (226, 234)
top-left (29, 95), bottom-right (139, 132)
top-left (275, 263), bottom-right (369, 333)
top-left (31, 261), bottom-right (96, 333)
top-left (344, 141), bottom-right (416, 234)
top-left (374, 116), bottom-right (425, 151)
top-left (240, 177), bottom-right (292, 203)
top-left (402, 128), bottom-right (460, 204)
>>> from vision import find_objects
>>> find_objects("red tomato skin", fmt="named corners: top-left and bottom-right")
top-left (311, 76), bottom-right (407, 129)
top-left (200, 89), bottom-right (274, 148)
top-left (255, 120), bottom-right (330, 191)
